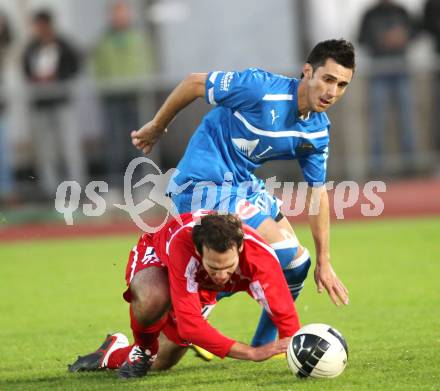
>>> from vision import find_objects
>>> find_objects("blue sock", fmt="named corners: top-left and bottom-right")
top-left (251, 242), bottom-right (298, 347)
top-left (251, 310), bottom-right (278, 347)
top-left (283, 250), bottom-right (311, 299)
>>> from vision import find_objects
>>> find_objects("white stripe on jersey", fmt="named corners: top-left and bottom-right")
top-left (262, 94), bottom-right (293, 101)
top-left (244, 233), bottom-right (279, 263)
top-left (208, 87), bottom-right (216, 105)
top-left (234, 111), bottom-right (328, 139)
top-left (166, 221), bottom-right (196, 255)
top-left (129, 245), bottom-right (139, 283)
top-left (207, 72), bottom-right (220, 105)
top-left (209, 71), bottom-right (220, 84)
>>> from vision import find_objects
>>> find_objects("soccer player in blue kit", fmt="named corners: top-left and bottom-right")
top-left (131, 39), bottom-right (355, 349)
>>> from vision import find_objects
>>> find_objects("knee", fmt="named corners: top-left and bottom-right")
top-left (283, 247), bottom-right (311, 271)
top-left (130, 270), bottom-right (171, 326)
top-left (131, 289), bottom-right (170, 325)
top-left (272, 239), bottom-right (299, 269)
top-left (282, 247), bottom-right (311, 283)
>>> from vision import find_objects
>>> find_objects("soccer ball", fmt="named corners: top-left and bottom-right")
top-left (287, 323), bottom-right (348, 379)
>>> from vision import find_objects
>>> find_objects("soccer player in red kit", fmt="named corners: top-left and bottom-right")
top-left (68, 212), bottom-right (301, 378)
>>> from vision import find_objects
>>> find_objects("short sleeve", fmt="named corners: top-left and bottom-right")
top-left (205, 68), bottom-right (266, 111)
top-left (298, 147), bottom-right (329, 187)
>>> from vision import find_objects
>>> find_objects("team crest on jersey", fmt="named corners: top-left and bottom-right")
top-left (232, 138), bottom-right (259, 157)
top-left (235, 199), bottom-right (260, 220)
top-left (295, 142), bottom-right (316, 155)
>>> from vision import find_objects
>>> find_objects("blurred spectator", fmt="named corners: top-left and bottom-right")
top-left (358, 0), bottom-right (418, 173)
top-left (0, 11), bottom-right (16, 204)
top-left (422, 0), bottom-right (440, 152)
top-left (91, 0), bottom-right (154, 190)
top-left (23, 10), bottom-right (86, 197)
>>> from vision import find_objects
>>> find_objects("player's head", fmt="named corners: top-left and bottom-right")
top-left (300, 39), bottom-right (355, 113)
top-left (32, 10), bottom-right (55, 41)
top-left (110, 0), bottom-right (132, 31)
top-left (192, 214), bottom-right (244, 286)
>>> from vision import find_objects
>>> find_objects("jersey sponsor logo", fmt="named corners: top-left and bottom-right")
top-left (235, 199), bottom-right (260, 220)
top-left (184, 256), bottom-right (200, 293)
top-left (220, 71), bottom-right (234, 91)
top-left (270, 109), bottom-right (280, 124)
top-left (295, 142), bottom-right (315, 155)
top-left (249, 280), bottom-right (273, 315)
top-left (255, 145), bottom-right (273, 159)
top-left (232, 138), bottom-right (259, 157)
top-left (234, 111), bottom-right (329, 139)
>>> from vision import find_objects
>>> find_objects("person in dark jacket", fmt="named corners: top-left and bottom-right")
top-left (22, 10), bottom-right (86, 196)
top-left (358, 0), bottom-right (418, 173)
top-left (423, 0), bottom-right (440, 152)
top-left (0, 11), bottom-right (15, 204)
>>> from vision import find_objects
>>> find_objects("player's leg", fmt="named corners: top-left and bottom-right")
top-left (104, 240), bottom-right (171, 378)
top-left (250, 215), bottom-right (310, 347)
top-left (272, 215), bottom-right (311, 299)
top-left (67, 333), bottom-right (130, 373)
top-left (152, 333), bottom-right (189, 371)
top-left (69, 236), bottom-right (171, 378)
top-left (129, 266), bottom-right (171, 327)
top-left (117, 266), bottom-right (171, 378)
top-left (67, 266), bottom-right (170, 377)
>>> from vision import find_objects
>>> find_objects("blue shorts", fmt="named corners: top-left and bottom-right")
top-left (170, 183), bottom-right (281, 229)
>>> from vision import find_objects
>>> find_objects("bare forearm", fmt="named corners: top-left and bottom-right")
top-left (153, 73), bottom-right (207, 130)
top-left (227, 338), bottom-right (290, 362)
top-left (307, 187), bottom-right (349, 305)
top-left (307, 186), bottom-right (330, 264)
top-left (227, 342), bottom-right (256, 361)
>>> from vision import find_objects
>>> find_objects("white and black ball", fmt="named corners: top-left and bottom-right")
top-left (287, 323), bottom-right (348, 379)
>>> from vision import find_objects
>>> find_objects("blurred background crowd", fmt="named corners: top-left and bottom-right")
top-left (0, 0), bottom-right (439, 214)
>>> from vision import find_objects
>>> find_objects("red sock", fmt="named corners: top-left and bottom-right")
top-left (107, 345), bottom-right (132, 369)
top-left (107, 307), bottom-right (168, 368)
top-left (130, 306), bottom-right (167, 355)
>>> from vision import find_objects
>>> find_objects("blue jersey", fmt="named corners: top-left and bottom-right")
top-left (167, 68), bottom-right (331, 196)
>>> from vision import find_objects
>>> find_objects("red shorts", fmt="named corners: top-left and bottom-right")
top-left (123, 233), bottom-right (217, 347)
top-left (124, 233), bottom-right (165, 289)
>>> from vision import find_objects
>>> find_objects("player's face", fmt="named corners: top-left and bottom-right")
top-left (303, 58), bottom-right (353, 113)
top-left (201, 245), bottom-right (242, 286)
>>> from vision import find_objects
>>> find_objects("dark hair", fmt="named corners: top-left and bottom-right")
top-left (306, 39), bottom-right (355, 72)
top-left (33, 10), bottom-right (53, 24)
top-left (192, 214), bottom-right (244, 256)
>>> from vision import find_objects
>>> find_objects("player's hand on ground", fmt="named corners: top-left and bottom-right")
top-left (251, 337), bottom-right (290, 361)
top-left (314, 261), bottom-right (349, 306)
top-left (131, 120), bottom-right (166, 154)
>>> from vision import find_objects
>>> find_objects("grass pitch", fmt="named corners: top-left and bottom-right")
top-left (0, 217), bottom-right (439, 390)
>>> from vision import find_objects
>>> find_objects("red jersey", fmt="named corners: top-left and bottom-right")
top-left (142, 211), bottom-right (301, 357)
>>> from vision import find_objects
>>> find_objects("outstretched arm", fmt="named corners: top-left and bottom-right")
top-left (307, 186), bottom-right (349, 306)
top-left (131, 72), bottom-right (208, 154)
top-left (228, 338), bottom-right (290, 361)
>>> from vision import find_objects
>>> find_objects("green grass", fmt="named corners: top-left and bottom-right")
top-left (0, 217), bottom-right (439, 390)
